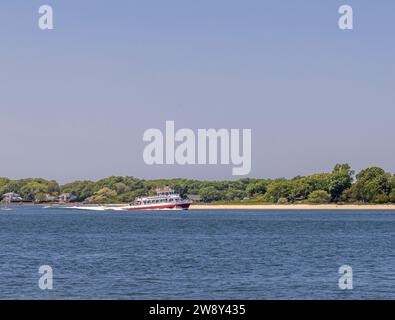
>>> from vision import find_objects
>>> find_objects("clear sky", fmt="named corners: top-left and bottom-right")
top-left (0, 1), bottom-right (394, 183)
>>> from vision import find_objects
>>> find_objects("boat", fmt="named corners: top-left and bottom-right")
top-left (56, 187), bottom-right (192, 212)
top-left (124, 187), bottom-right (192, 211)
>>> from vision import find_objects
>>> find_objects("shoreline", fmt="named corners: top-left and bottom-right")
top-left (2, 203), bottom-right (395, 210)
top-left (190, 204), bottom-right (395, 210)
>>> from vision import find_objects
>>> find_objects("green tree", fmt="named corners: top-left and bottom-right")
top-left (373, 194), bottom-right (389, 204)
top-left (86, 187), bottom-right (117, 203)
top-left (391, 176), bottom-right (395, 190)
top-left (349, 167), bottom-right (391, 203)
top-left (61, 181), bottom-right (96, 201)
top-left (246, 181), bottom-right (267, 197)
top-left (0, 177), bottom-right (10, 194)
top-left (114, 182), bottom-right (129, 195)
top-left (20, 181), bottom-right (47, 201)
top-left (46, 180), bottom-right (60, 194)
top-left (307, 190), bottom-right (331, 204)
top-left (199, 187), bottom-right (223, 202)
top-left (288, 178), bottom-right (310, 201)
top-left (328, 164), bottom-right (354, 201)
top-left (265, 179), bottom-right (294, 203)
top-left (224, 189), bottom-right (246, 201)
top-left (34, 192), bottom-right (47, 203)
top-left (303, 173), bottom-right (331, 193)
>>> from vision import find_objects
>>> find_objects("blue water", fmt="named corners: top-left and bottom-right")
top-left (0, 206), bottom-right (395, 299)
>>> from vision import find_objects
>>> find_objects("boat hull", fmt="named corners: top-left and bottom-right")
top-left (126, 202), bottom-right (191, 211)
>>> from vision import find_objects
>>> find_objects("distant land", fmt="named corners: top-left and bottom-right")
top-left (1, 164), bottom-right (394, 206)
top-left (190, 204), bottom-right (395, 210)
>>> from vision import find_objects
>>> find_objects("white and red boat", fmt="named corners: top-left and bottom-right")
top-left (124, 187), bottom-right (192, 211)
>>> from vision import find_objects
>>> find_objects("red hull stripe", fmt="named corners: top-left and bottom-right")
top-left (126, 203), bottom-right (191, 211)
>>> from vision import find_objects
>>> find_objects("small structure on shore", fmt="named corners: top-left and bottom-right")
top-left (56, 193), bottom-right (77, 203)
top-left (1, 192), bottom-right (23, 203)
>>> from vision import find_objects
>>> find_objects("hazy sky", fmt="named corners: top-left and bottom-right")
top-left (0, 1), bottom-right (394, 183)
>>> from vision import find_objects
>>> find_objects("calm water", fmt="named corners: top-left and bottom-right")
top-left (0, 206), bottom-right (395, 299)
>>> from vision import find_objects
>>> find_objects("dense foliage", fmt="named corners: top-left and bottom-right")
top-left (1, 164), bottom-right (394, 204)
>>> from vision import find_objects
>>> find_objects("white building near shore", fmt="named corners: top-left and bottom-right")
top-left (1, 192), bottom-right (23, 203)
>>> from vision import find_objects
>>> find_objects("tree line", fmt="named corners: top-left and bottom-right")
top-left (1, 164), bottom-right (394, 204)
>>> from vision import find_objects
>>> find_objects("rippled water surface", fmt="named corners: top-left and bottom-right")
top-left (1, 206), bottom-right (394, 299)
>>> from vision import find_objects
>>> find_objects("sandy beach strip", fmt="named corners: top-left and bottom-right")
top-left (190, 204), bottom-right (395, 210)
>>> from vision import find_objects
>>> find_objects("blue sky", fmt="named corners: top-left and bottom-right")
top-left (0, 1), bottom-right (394, 182)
